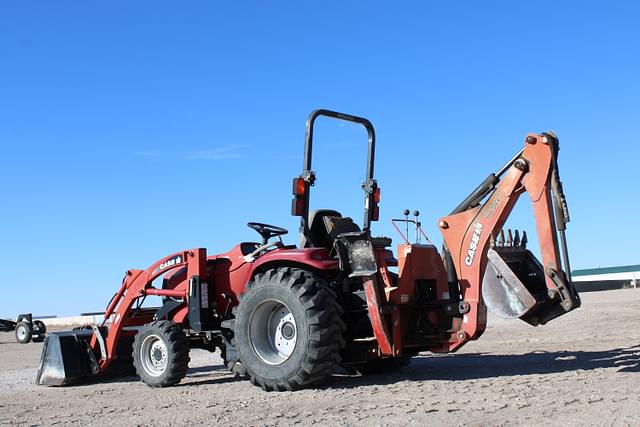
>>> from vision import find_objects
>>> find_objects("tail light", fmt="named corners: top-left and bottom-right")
top-left (371, 186), bottom-right (380, 221)
top-left (293, 177), bottom-right (305, 197)
top-left (291, 177), bottom-right (306, 216)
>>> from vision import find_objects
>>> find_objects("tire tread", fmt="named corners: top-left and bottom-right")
top-left (132, 320), bottom-right (190, 387)
top-left (238, 267), bottom-right (345, 391)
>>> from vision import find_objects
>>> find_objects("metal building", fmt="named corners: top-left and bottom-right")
top-left (572, 264), bottom-right (640, 292)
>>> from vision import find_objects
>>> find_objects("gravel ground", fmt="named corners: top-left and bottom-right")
top-left (1, 289), bottom-right (640, 426)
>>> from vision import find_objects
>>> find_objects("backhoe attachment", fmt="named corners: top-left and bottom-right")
top-left (439, 132), bottom-right (580, 340)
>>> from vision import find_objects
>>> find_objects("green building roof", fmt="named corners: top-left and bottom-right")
top-left (572, 264), bottom-right (640, 277)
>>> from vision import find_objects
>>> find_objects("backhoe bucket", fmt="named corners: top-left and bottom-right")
top-left (482, 247), bottom-right (573, 326)
top-left (36, 330), bottom-right (99, 386)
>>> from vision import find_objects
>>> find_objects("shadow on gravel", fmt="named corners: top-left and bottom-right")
top-left (54, 364), bottom-right (230, 387)
top-left (178, 376), bottom-right (239, 387)
top-left (328, 345), bottom-right (640, 389)
top-left (188, 364), bottom-right (227, 375)
top-left (179, 364), bottom-right (245, 387)
top-left (37, 346), bottom-right (640, 390)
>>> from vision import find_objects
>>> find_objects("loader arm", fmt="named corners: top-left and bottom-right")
top-left (37, 249), bottom-right (207, 385)
top-left (94, 248), bottom-right (207, 371)
top-left (438, 132), bottom-right (580, 346)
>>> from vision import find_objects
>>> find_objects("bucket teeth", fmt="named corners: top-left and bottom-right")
top-left (497, 229), bottom-right (529, 249)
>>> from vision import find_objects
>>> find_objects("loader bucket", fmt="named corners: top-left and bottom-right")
top-left (482, 247), bottom-right (569, 326)
top-left (36, 330), bottom-right (99, 386)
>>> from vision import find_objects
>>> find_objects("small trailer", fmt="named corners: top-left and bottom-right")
top-left (0, 313), bottom-right (46, 343)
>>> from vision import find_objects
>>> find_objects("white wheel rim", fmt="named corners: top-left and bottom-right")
top-left (249, 299), bottom-right (297, 365)
top-left (17, 325), bottom-right (27, 340)
top-left (140, 334), bottom-right (168, 377)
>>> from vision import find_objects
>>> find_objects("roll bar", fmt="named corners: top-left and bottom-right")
top-left (296, 109), bottom-right (378, 242)
top-left (303, 109), bottom-right (376, 181)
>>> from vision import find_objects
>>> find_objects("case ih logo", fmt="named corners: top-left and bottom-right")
top-left (464, 222), bottom-right (483, 266)
top-left (155, 256), bottom-right (182, 273)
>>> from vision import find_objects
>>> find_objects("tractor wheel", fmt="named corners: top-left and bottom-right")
top-left (234, 267), bottom-right (345, 391)
top-left (132, 321), bottom-right (190, 387)
top-left (15, 321), bottom-right (32, 344)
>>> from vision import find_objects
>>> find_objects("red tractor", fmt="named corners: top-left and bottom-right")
top-left (37, 110), bottom-right (580, 391)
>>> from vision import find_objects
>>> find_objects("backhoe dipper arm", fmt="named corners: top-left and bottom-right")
top-left (438, 133), bottom-right (580, 346)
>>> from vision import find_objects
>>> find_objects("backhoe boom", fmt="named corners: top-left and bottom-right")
top-left (438, 132), bottom-right (580, 345)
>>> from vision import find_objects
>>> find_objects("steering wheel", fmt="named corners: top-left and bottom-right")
top-left (247, 222), bottom-right (288, 244)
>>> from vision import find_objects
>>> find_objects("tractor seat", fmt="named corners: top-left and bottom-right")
top-left (302, 209), bottom-right (361, 250)
top-left (371, 236), bottom-right (393, 248)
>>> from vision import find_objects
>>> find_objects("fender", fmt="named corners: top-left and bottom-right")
top-left (250, 247), bottom-right (339, 274)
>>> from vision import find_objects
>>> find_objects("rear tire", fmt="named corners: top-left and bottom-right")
top-left (15, 321), bottom-right (31, 344)
top-left (234, 267), bottom-right (345, 391)
top-left (132, 321), bottom-right (190, 387)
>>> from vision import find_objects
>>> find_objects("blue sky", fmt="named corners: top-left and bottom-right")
top-left (1, 1), bottom-right (638, 317)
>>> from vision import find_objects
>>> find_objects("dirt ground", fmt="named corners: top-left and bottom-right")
top-left (1, 289), bottom-right (640, 426)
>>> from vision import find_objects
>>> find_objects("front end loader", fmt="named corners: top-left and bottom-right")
top-left (37, 109), bottom-right (580, 391)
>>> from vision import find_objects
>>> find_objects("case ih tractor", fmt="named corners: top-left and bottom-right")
top-left (37, 110), bottom-right (580, 391)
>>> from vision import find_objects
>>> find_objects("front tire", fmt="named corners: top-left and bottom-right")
top-left (15, 321), bottom-right (31, 344)
top-left (132, 321), bottom-right (190, 387)
top-left (234, 267), bottom-right (345, 391)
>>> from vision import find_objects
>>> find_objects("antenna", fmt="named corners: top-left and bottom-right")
top-left (413, 210), bottom-right (420, 243)
top-left (403, 209), bottom-right (410, 242)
